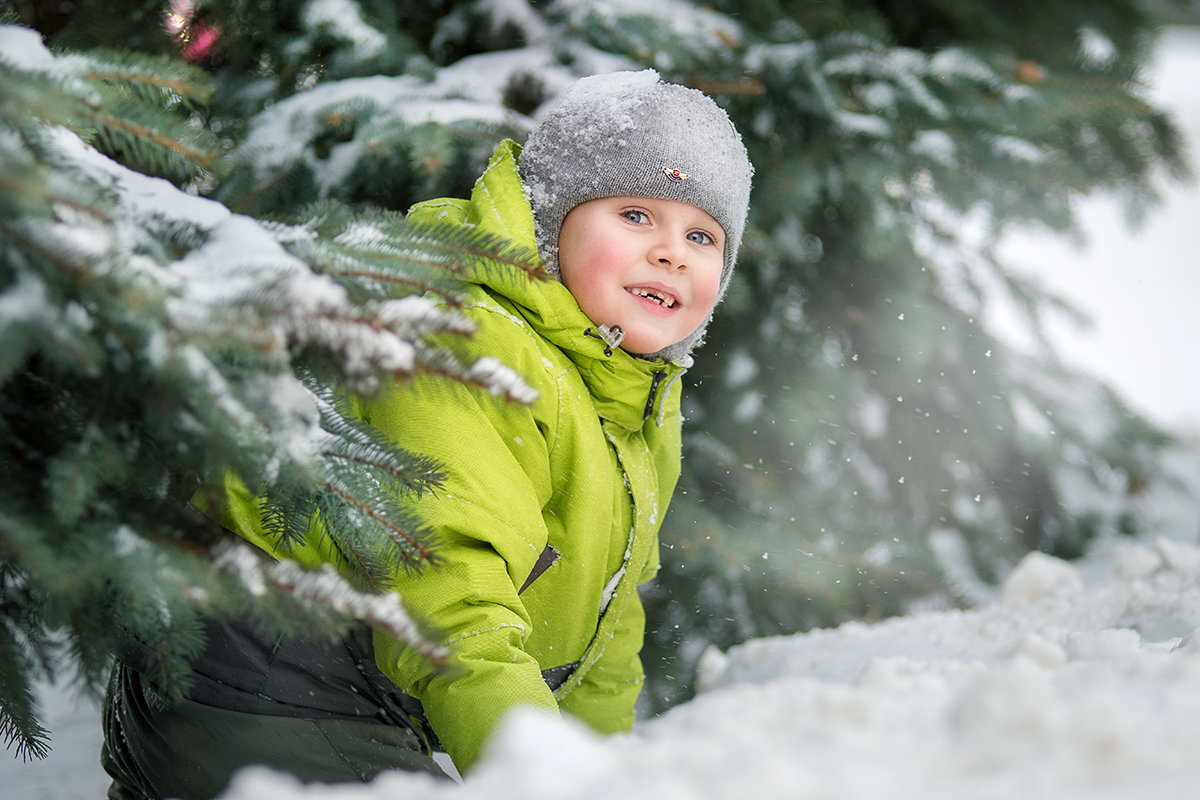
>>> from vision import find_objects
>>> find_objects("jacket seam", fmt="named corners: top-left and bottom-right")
top-left (441, 621), bottom-right (530, 647)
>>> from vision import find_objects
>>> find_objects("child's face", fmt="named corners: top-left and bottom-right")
top-left (557, 196), bottom-right (724, 355)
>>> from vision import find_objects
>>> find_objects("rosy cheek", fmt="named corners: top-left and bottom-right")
top-left (561, 252), bottom-right (612, 322)
top-left (580, 239), bottom-right (623, 271)
top-left (694, 271), bottom-right (721, 311)
top-left (569, 251), bottom-right (606, 291)
top-left (571, 244), bottom-right (621, 289)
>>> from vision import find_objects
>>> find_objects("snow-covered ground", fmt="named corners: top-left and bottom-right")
top-left (6, 25), bottom-right (1199, 800)
top-left (222, 529), bottom-right (1200, 800)
top-left (12, 517), bottom-right (1200, 799)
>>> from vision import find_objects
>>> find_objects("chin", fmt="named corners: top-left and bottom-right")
top-left (619, 337), bottom-right (666, 355)
top-left (619, 326), bottom-right (693, 356)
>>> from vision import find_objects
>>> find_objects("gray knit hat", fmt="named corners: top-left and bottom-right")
top-left (519, 69), bottom-right (753, 362)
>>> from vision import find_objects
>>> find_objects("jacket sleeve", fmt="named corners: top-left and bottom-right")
top-left (555, 580), bottom-right (648, 734)
top-left (362, 310), bottom-right (562, 774)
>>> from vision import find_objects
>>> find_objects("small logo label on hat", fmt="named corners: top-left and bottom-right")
top-left (661, 166), bottom-right (691, 182)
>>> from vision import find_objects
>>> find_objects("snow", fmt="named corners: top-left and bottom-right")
top-left (987, 133), bottom-right (1047, 164)
top-left (50, 127), bottom-right (230, 231)
top-left (456, 0), bottom-right (551, 43)
top-left (0, 24), bottom-right (57, 70)
top-left (24, 528), bottom-right (1200, 799)
top-left (302, 0), bottom-right (387, 61)
top-left (10, 489), bottom-right (1200, 800)
top-left (558, 0), bottom-right (743, 54)
top-left (232, 45), bottom-right (581, 197)
top-left (1077, 27), bottom-right (1118, 69)
top-left (462, 356), bottom-right (539, 403)
top-left (7, 22), bottom-right (1200, 800)
top-left (234, 72), bottom-right (512, 196)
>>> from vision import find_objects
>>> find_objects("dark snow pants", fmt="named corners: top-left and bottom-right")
top-left (101, 617), bottom-right (449, 800)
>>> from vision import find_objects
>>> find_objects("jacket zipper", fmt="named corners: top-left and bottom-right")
top-left (642, 370), bottom-right (667, 421)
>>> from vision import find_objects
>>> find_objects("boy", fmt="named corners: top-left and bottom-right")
top-left (102, 69), bottom-right (752, 798)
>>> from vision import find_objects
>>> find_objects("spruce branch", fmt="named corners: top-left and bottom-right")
top-left (294, 208), bottom-right (547, 286)
top-left (226, 159), bottom-right (306, 215)
top-left (2, 26), bottom-right (219, 181)
top-left (317, 477), bottom-right (441, 578)
top-left (393, 219), bottom-right (547, 282)
top-left (0, 677), bottom-right (49, 763)
top-left (393, 342), bottom-right (538, 405)
top-left (213, 543), bottom-right (448, 666)
top-left (309, 379), bottom-right (446, 498)
top-left (1, 25), bottom-right (522, 753)
top-left (77, 49), bottom-right (215, 107)
top-left (318, 268), bottom-right (469, 309)
top-left (80, 98), bottom-right (218, 168)
top-left (320, 446), bottom-right (443, 499)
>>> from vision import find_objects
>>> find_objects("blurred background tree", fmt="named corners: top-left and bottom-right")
top-left (3, 0), bottom-right (1193, 743)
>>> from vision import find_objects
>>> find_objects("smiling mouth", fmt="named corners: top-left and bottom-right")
top-left (627, 287), bottom-right (677, 308)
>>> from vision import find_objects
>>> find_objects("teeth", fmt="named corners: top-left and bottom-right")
top-left (630, 288), bottom-right (676, 308)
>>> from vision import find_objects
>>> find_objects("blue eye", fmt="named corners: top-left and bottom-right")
top-left (688, 230), bottom-right (715, 246)
top-left (622, 209), bottom-right (649, 224)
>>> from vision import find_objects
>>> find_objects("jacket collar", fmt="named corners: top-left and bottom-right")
top-left (466, 140), bottom-right (687, 431)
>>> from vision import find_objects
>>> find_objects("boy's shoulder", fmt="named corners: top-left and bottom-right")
top-left (462, 283), bottom-right (567, 369)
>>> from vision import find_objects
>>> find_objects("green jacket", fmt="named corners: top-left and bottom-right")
top-left (220, 140), bottom-right (687, 772)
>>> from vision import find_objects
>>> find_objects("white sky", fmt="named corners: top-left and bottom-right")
top-left (999, 27), bottom-right (1200, 435)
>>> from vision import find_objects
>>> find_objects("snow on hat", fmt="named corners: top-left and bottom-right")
top-left (519, 69), bottom-right (754, 362)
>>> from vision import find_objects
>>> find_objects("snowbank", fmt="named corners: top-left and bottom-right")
top-left (214, 534), bottom-right (1200, 800)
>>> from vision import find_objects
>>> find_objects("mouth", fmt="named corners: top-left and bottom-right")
top-left (626, 286), bottom-right (679, 309)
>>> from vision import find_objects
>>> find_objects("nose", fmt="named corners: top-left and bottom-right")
top-left (649, 236), bottom-right (687, 270)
